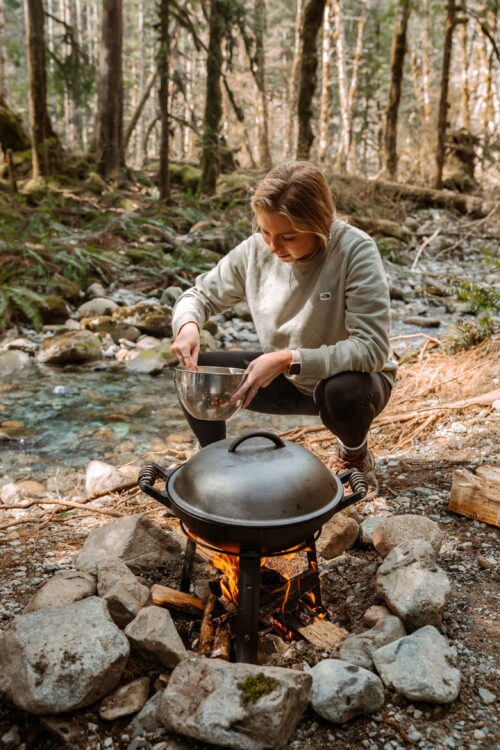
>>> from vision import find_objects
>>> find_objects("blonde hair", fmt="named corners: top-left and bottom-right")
top-left (251, 161), bottom-right (335, 248)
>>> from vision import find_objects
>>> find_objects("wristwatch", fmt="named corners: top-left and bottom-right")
top-left (288, 349), bottom-right (301, 375)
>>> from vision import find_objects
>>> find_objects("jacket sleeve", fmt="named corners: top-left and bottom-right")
top-left (298, 239), bottom-right (392, 379)
top-left (172, 240), bottom-right (249, 337)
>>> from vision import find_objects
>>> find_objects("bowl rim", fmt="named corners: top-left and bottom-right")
top-left (175, 365), bottom-right (246, 376)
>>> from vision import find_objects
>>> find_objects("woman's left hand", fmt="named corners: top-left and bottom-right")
top-left (230, 351), bottom-right (292, 409)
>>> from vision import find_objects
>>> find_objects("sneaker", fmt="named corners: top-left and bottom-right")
top-left (331, 446), bottom-right (378, 498)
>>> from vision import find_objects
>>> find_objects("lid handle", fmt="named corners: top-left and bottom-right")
top-left (228, 430), bottom-right (286, 453)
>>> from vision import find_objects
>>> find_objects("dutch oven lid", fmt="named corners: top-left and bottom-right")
top-left (167, 430), bottom-right (343, 526)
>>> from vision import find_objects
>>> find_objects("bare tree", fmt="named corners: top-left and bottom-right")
top-left (200, 0), bottom-right (226, 195)
top-left (254, 0), bottom-right (272, 168)
top-left (158, 0), bottom-right (170, 200)
top-left (0, 0), bottom-right (7, 101)
top-left (384, 0), bottom-right (411, 179)
top-left (284, 0), bottom-right (304, 159)
top-left (297, 0), bottom-right (326, 159)
top-left (434, 0), bottom-right (457, 188)
top-left (318, 0), bottom-right (333, 161)
top-left (23, 0), bottom-right (61, 177)
top-left (95, 0), bottom-right (124, 176)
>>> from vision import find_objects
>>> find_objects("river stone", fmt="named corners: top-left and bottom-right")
top-left (96, 557), bottom-right (151, 628)
top-left (128, 690), bottom-right (164, 737)
top-left (375, 539), bottom-right (451, 631)
top-left (87, 282), bottom-right (107, 298)
top-left (112, 303), bottom-right (172, 337)
top-left (0, 350), bottom-right (32, 377)
top-left (372, 625), bottom-right (461, 703)
top-left (124, 606), bottom-right (186, 667)
top-left (0, 597), bottom-right (129, 714)
top-left (76, 298), bottom-right (119, 319)
top-left (317, 513), bottom-right (359, 559)
top-left (75, 513), bottom-right (182, 575)
top-left (359, 515), bottom-right (389, 547)
top-left (310, 659), bottom-right (384, 723)
top-left (161, 286), bottom-right (183, 306)
top-left (363, 605), bottom-right (393, 627)
top-left (126, 345), bottom-right (176, 375)
top-left (37, 330), bottom-right (102, 364)
top-left (339, 616), bottom-right (406, 671)
top-left (85, 459), bottom-right (133, 496)
top-left (99, 676), bottom-right (150, 720)
top-left (159, 658), bottom-right (311, 750)
top-left (372, 515), bottom-right (443, 557)
top-left (24, 570), bottom-right (96, 613)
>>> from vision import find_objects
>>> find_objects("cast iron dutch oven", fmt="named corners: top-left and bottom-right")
top-left (138, 430), bottom-right (367, 553)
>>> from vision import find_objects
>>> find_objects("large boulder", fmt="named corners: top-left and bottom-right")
top-left (112, 303), bottom-right (172, 337)
top-left (375, 539), bottom-right (451, 631)
top-left (373, 625), bottom-right (461, 704)
top-left (310, 659), bottom-right (384, 724)
top-left (372, 515), bottom-right (444, 558)
top-left (24, 570), bottom-right (96, 613)
top-left (76, 298), bottom-right (118, 319)
top-left (124, 606), bottom-right (187, 667)
top-left (339, 616), bottom-right (406, 671)
top-left (37, 330), bottom-right (102, 365)
top-left (159, 658), bottom-right (311, 750)
top-left (0, 597), bottom-right (129, 714)
top-left (75, 514), bottom-right (182, 575)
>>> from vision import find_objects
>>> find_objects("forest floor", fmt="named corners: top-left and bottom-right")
top-left (0, 172), bottom-right (499, 748)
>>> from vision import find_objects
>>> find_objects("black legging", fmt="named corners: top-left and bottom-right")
top-left (180, 350), bottom-right (392, 448)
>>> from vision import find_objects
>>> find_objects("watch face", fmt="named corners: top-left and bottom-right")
top-left (289, 363), bottom-right (301, 375)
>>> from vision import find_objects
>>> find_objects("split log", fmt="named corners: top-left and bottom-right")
top-left (288, 613), bottom-right (348, 650)
top-left (448, 464), bottom-right (500, 527)
top-left (197, 592), bottom-right (218, 655)
top-left (150, 584), bottom-right (205, 616)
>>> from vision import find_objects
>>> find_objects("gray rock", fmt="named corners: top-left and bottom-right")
top-left (112, 303), bottom-right (172, 337)
top-left (373, 625), bottom-right (461, 704)
top-left (99, 677), bottom-right (150, 720)
top-left (75, 514), bottom-right (182, 575)
top-left (372, 515), bottom-right (443, 558)
top-left (77, 298), bottom-right (119, 319)
top-left (0, 597), bottom-right (129, 714)
top-left (363, 605), bottom-right (393, 627)
top-left (478, 687), bottom-right (496, 705)
top-left (0, 350), bottom-right (32, 378)
top-left (125, 606), bottom-right (186, 667)
top-left (339, 616), bottom-right (406, 671)
top-left (87, 282), bottom-right (108, 299)
top-left (24, 570), bottom-right (96, 613)
top-left (85, 460), bottom-right (133, 496)
top-left (37, 330), bottom-right (102, 365)
top-left (97, 557), bottom-right (151, 628)
top-left (161, 286), bottom-right (182, 306)
top-left (127, 691), bottom-right (164, 738)
top-left (358, 515), bottom-right (388, 547)
top-left (317, 513), bottom-right (359, 559)
top-left (375, 539), bottom-right (451, 631)
top-left (126, 345), bottom-right (176, 375)
top-left (159, 658), bottom-right (311, 750)
top-left (310, 659), bottom-right (384, 723)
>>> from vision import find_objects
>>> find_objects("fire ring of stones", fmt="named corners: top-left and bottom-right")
top-left (0, 512), bottom-right (461, 750)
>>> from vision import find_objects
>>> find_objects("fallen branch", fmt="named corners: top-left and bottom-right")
top-left (0, 498), bottom-right (124, 517)
top-left (374, 388), bottom-right (500, 426)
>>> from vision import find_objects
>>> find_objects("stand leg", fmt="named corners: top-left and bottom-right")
top-left (180, 537), bottom-right (196, 593)
top-left (235, 548), bottom-right (261, 664)
top-left (306, 538), bottom-right (322, 608)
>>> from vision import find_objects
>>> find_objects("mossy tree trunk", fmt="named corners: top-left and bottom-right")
top-left (296, 0), bottom-right (326, 160)
top-left (0, 94), bottom-right (30, 153)
top-left (254, 0), bottom-right (272, 169)
top-left (23, 0), bottom-right (61, 177)
top-left (158, 0), bottom-right (170, 200)
top-left (95, 0), bottom-right (124, 177)
top-left (200, 0), bottom-right (226, 195)
top-left (434, 0), bottom-right (457, 189)
top-left (384, 0), bottom-right (411, 180)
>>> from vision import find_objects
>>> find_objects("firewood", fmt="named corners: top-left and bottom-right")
top-left (197, 592), bottom-right (218, 655)
top-left (150, 584), bottom-right (205, 615)
top-left (288, 614), bottom-right (348, 650)
top-left (448, 464), bottom-right (500, 527)
top-left (212, 623), bottom-right (231, 660)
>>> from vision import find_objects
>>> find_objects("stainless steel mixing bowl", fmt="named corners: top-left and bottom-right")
top-left (174, 366), bottom-right (246, 421)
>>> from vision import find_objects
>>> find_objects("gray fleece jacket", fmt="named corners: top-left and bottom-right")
top-left (172, 220), bottom-right (397, 395)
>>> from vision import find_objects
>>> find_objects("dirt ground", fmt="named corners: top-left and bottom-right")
top-left (0, 339), bottom-right (499, 749)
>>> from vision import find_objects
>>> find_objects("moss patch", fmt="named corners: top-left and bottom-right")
top-left (238, 673), bottom-right (279, 704)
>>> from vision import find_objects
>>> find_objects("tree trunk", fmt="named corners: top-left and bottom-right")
top-left (0, 95), bottom-right (31, 153)
top-left (318, 0), bottom-right (333, 161)
top-left (459, 8), bottom-right (471, 130)
top-left (200, 0), bottom-right (226, 195)
top-left (332, 0), bottom-right (348, 167)
top-left (0, 0), bottom-right (7, 101)
top-left (434, 0), bottom-right (456, 189)
top-left (284, 0), bottom-right (303, 159)
top-left (95, 0), bottom-right (124, 177)
top-left (297, 0), bottom-right (326, 160)
top-left (158, 0), bottom-right (170, 200)
top-left (254, 0), bottom-right (272, 169)
top-left (384, 0), bottom-right (411, 180)
top-left (23, 0), bottom-right (61, 177)
top-left (421, 0), bottom-right (432, 127)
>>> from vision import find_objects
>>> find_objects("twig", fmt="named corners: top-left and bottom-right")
top-left (0, 498), bottom-right (124, 517)
top-left (411, 226), bottom-right (442, 270)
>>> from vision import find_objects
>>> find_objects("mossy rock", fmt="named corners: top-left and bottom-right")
top-left (50, 276), bottom-right (83, 304)
top-left (37, 330), bottom-right (102, 365)
top-left (169, 163), bottom-right (201, 191)
top-left (238, 673), bottom-right (279, 704)
top-left (84, 171), bottom-right (107, 195)
top-left (40, 295), bottom-right (72, 324)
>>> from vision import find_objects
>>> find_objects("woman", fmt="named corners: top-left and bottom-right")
top-left (171, 161), bottom-right (396, 493)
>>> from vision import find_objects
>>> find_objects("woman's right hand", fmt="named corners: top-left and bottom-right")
top-left (171, 322), bottom-right (200, 369)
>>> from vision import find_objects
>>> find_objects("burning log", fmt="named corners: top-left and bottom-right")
top-left (287, 610), bottom-right (348, 650)
top-left (212, 623), bottom-right (231, 660)
top-left (197, 592), bottom-right (218, 655)
top-left (150, 584), bottom-right (205, 616)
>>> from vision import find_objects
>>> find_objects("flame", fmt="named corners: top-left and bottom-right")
top-left (211, 553), bottom-right (240, 604)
